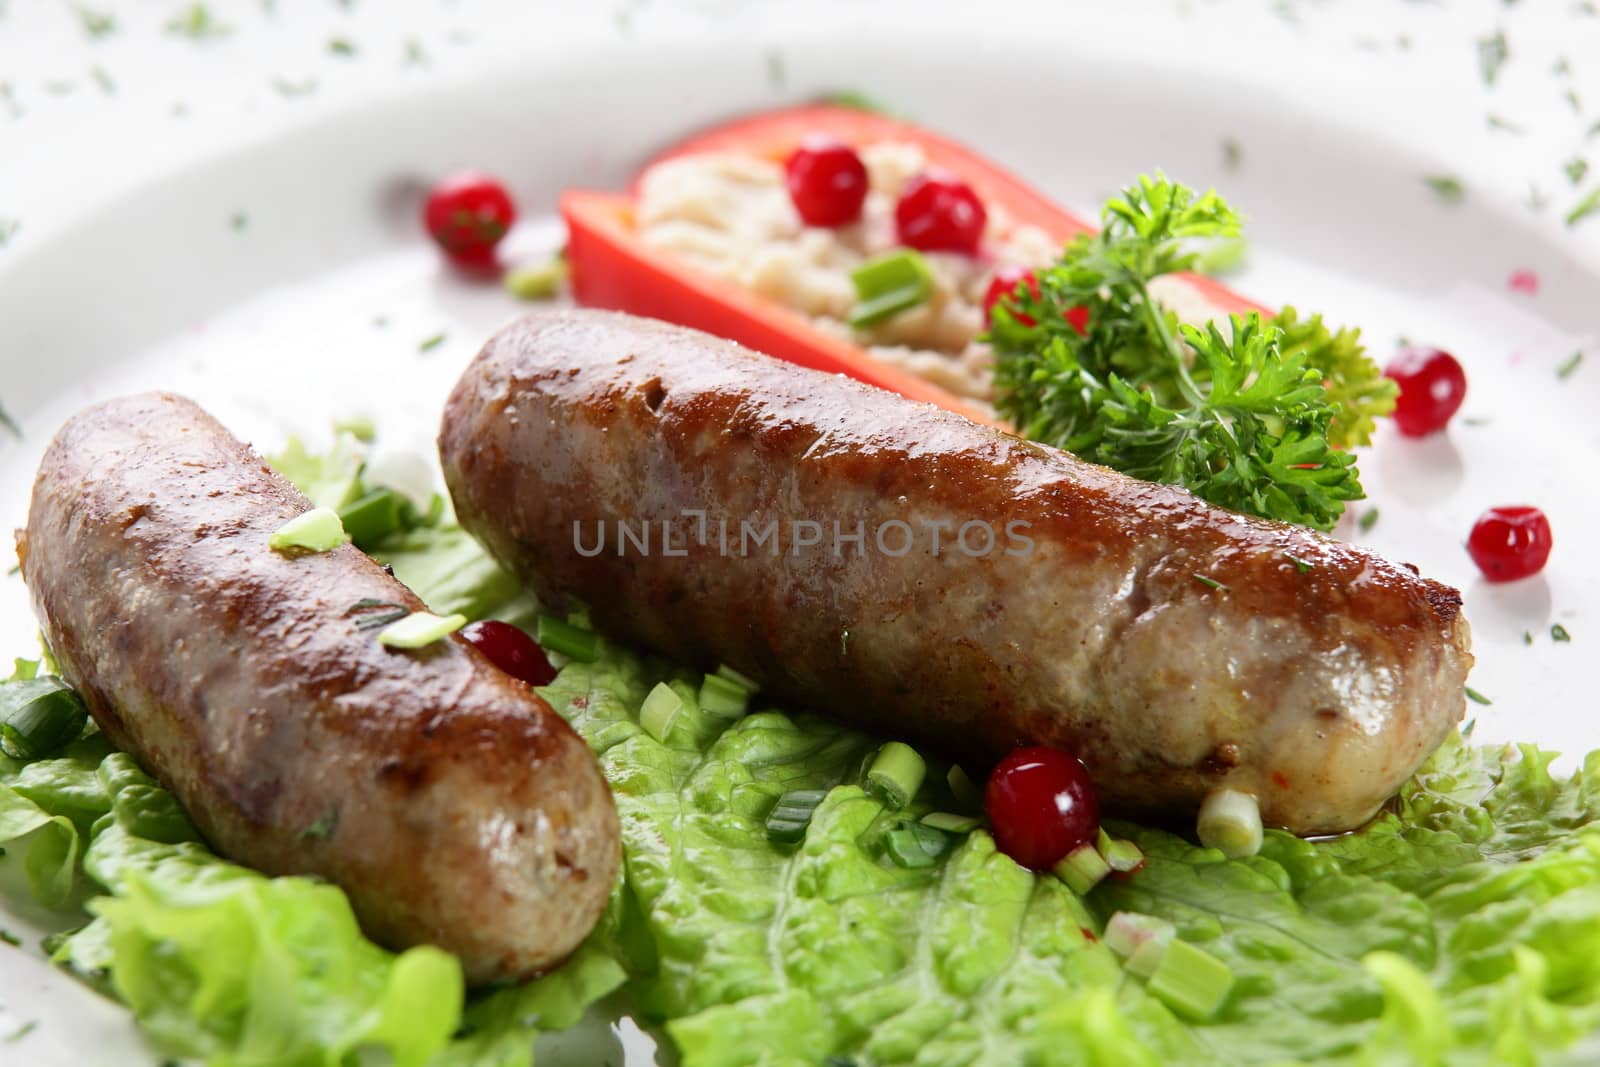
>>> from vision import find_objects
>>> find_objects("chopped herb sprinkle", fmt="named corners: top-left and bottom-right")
top-left (418, 332), bottom-right (447, 353)
top-left (1284, 552), bottom-right (1314, 574)
top-left (1568, 187), bottom-right (1600, 228)
top-left (327, 37), bottom-right (356, 57)
top-left (300, 808), bottom-right (338, 839)
top-left (1424, 174), bottom-right (1465, 205)
top-left (1221, 138), bottom-right (1242, 173)
top-left (166, 3), bottom-right (229, 39)
top-left (1477, 30), bottom-right (1508, 86)
top-left (76, 6), bottom-right (116, 37)
top-left (1465, 687), bottom-right (1493, 706)
top-left (1566, 158), bottom-right (1591, 186)
top-left (1524, 630), bottom-right (1535, 646)
top-left (1558, 351), bottom-right (1584, 380)
top-left (347, 599), bottom-right (409, 630)
top-left (1193, 574), bottom-right (1230, 593)
top-left (1552, 623), bottom-right (1572, 643)
top-left (1358, 508), bottom-right (1380, 533)
top-left (5, 1020), bottom-right (37, 1043)
top-left (0, 928), bottom-right (19, 946)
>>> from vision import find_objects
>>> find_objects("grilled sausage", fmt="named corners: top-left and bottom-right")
top-left (438, 309), bottom-right (1472, 835)
top-left (19, 392), bottom-right (619, 984)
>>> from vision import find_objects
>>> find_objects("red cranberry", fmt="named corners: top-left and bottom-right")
top-left (784, 135), bottom-right (869, 227)
top-left (984, 745), bottom-right (1100, 870)
top-left (1385, 346), bottom-right (1467, 436)
top-left (1467, 506), bottom-right (1553, 582)
top-left (460, 620), bottom-right (556, 685)
top-left (895, 169), bottom-right (986, 255)
top-left (423, 171), bottom-right (516, 269)
top-left (983, 267), bottom-right (1040, 327)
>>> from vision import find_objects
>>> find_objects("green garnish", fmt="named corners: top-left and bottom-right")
top-left (1424, 174), bottom-right (1466, 204)
top-left (271, 76), bottom-right (318, 98)
top-left (504, 257), bottom-right (569, 301)
top-left (697, 672), bottom-right (752, 720)
top-left (300, 808), bottom-right (339, 840)
top-left (765, 789), bottom-right (827, 846)
top-left (1558, 351), bottom-right (1584, 379)
top-left (375, 611), bottom-right (467, 649)
top-left (640, 682), bottom-right (688, 743)
top-left (713, 663), bottom-right (759, 693)
top-left (327, 37), bottom-right (356, 57)
top-left (1524, 630), bottom-right (1535, 645)
top-left (1486, 112), bottom-right (1524, 134)
top-left (1193, 574), bottom-right (1230, 593)
top-left (346, 599), bottom-right (408, 631)
top-left (332, 415), bottom-right (375, 443)
top-left (338, 488), bottom-right (407, 549)
top-left (0, 402), bottom-right (20, 439)
top-left (1104, 911), bottom-right (1175, 963)
top-left (884, 822), bottom-right (954, 869)
top-left (229, 211), bottom-right (248, 232)
top-left (822, 90), bottom-right (892, 115)
top-left (0, 677), bottom-right (89, 760)
top-left (536, 615), bottom-right (599, 663)
top-left (1054, 842), bottom-right (1111, 895)
top-left (1284, 552), bottom-right (1314, 574)
top-left (0, 928), bottom-right (19, 946)
top-left (166, 3), bottom-right (228, 39)
top-left (946, 764), bottom-right (981, 810)
top-left (1552, 623), bottom-right (1572, 642)
top-left (1147, 938), bottom-right (1235, 1021)
top-left (418, 332), bottom-right (447, 353)
top-left (1221, 138), bottom-right (1242, 173)
top-left (1566, 158), bottom-right (1590, 186)
top-left (75, 6), bottom-right (116, 37)
top-left (1196, 788), bottom-right (1263, 858)
top-left (989, 175), bottom-right (1379, 531)
top-left (0, 219), bottom-right (18, 247)
top-left (865, 742), bottom-right (926, 810)
top-left (268, 507), bottom-right (348, 553)
top-left (5, 1020), bottom-right (37, 1044)
top-left (1477, 29), bottom-right (1508, 85)
top-left (1097, 828), bottom-right (1146, 872)
top-left (848, 249), bottom-right (934, 330)
top-left (1359, 507), bottom-right (1380, 533)
top-left (919, 811), bottom-right (981, 834)
top-left (1568, 186), bottom-right (1600, 228)
top-left (1466, 686), bottom-right (1493, 706)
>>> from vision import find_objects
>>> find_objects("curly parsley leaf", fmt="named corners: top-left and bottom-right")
top-left (988, 175), bottom-right (1373, 531)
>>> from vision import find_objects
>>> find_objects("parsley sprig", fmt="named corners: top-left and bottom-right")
top-left (988, 174), bottom-right (1393, 531)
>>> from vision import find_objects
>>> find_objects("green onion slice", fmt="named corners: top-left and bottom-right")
top-left (866, 741), bottom-right (926, 809)
top-left (848, 249), bottom-right (934, 329)
top-left (268, 507), bottom-right (349, 553)
top-left (504, 256), bottom-right (570, 301)
top-left (537, 615), bottom-right (599, 663)
top-left (640, 682), bottom-right (687, 743)
top-left (920, 811), bottom-right (981, 834)
top-left (1147, 938), bottom-right (1235, 1021)
top-left (338, 488), bottom-right (408, 549)
top-left (946, 764), bottom-right (982, 810)
top-left (0, 677), bottom-right (89, 760)
top-left (1054, 842), bottom-right (1111, 895)
top-left (698, 673), bottom-right (752, 719)
top-left (885, 820), bottom-right (956, 869)
top-left (1104, 911), bottom-right (1176, 962)
top-left (713, 663), bottom-right (760, 694)
top-left (376, 611), bottom-right (468, 649)
top-left (1097, 827), bottom-right (1146, 873)
top-left (1197, 788), bottom-right (1264, 859)
top-left (765, 788), bottom-right (828, 846)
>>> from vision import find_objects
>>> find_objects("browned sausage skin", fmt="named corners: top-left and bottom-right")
top-left (19, 392), bottom-right (619, 984)
top-left (439, 309), bottom-right (1472, 835)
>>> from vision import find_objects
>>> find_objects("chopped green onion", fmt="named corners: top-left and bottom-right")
top-left (1465, 686), bottom-right (1493, 706)
top-left (883, 825), bottom-right (940, 870)
top-left (765, 788), bottom-right (827, 846)
top-left (1126, 936), bottom-right (1172, 979)
top-left (1097, 828), bottom-right (1146, 873)
top-left (537, 615), bottom-right (599, 663)
top-left (920, 811), bottom-right (981, 834)
top-left (1552, 623), bottom-right (1572, 642)
top-left (333, 415), bottom-right (376, 442)
top-left (505, 256), bottom-right (569, 300)
top-left (1359, 507), bottom-right (1380, 533)
top-left (338, 488), bottom-right (408, 549)
top-left (0, 677), bottom-right (89, 760)
top-left (268, 507), bottom-right (348, 553)
top-left (698, 672), bottom-right (752, 719)
top-left (347, 599), bottom-right (409, 631)
top-left (1197, 789), bottom-right (1263, 858)
top-left (640, 682), bottom-right (687, 742)
top-left (713, 663), bottom-right (760, 694)
top-left (376, 611), bottom-right (467, 649)
top-left (848, 249), bottom-right (934, 329)
top-left (1054, 842), bottom-right (1112, 895)
top-left (1147, 938), bottom-right (1235, 1021)
top-left (1104, 911), bottom-right (1176, 962)
top-left (866, 741), bottom-right (926, 809)
top-left (946, 764), bottom-right (981, 810)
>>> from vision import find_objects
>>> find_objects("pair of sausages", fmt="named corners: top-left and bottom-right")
top-left (23, 309), bottom-right (1471, 981)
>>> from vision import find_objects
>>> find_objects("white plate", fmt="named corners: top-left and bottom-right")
top-left (2, 8), bottom-right (1597, 1064)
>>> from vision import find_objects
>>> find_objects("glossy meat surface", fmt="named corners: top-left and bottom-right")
top-left (20, 393), bottom-right (619, 983)
top-left (439, 310), bottom-right (1472, 834)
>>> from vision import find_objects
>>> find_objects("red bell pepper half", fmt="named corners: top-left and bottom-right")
top-left (562, 104), bottom-right (1265, 425)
